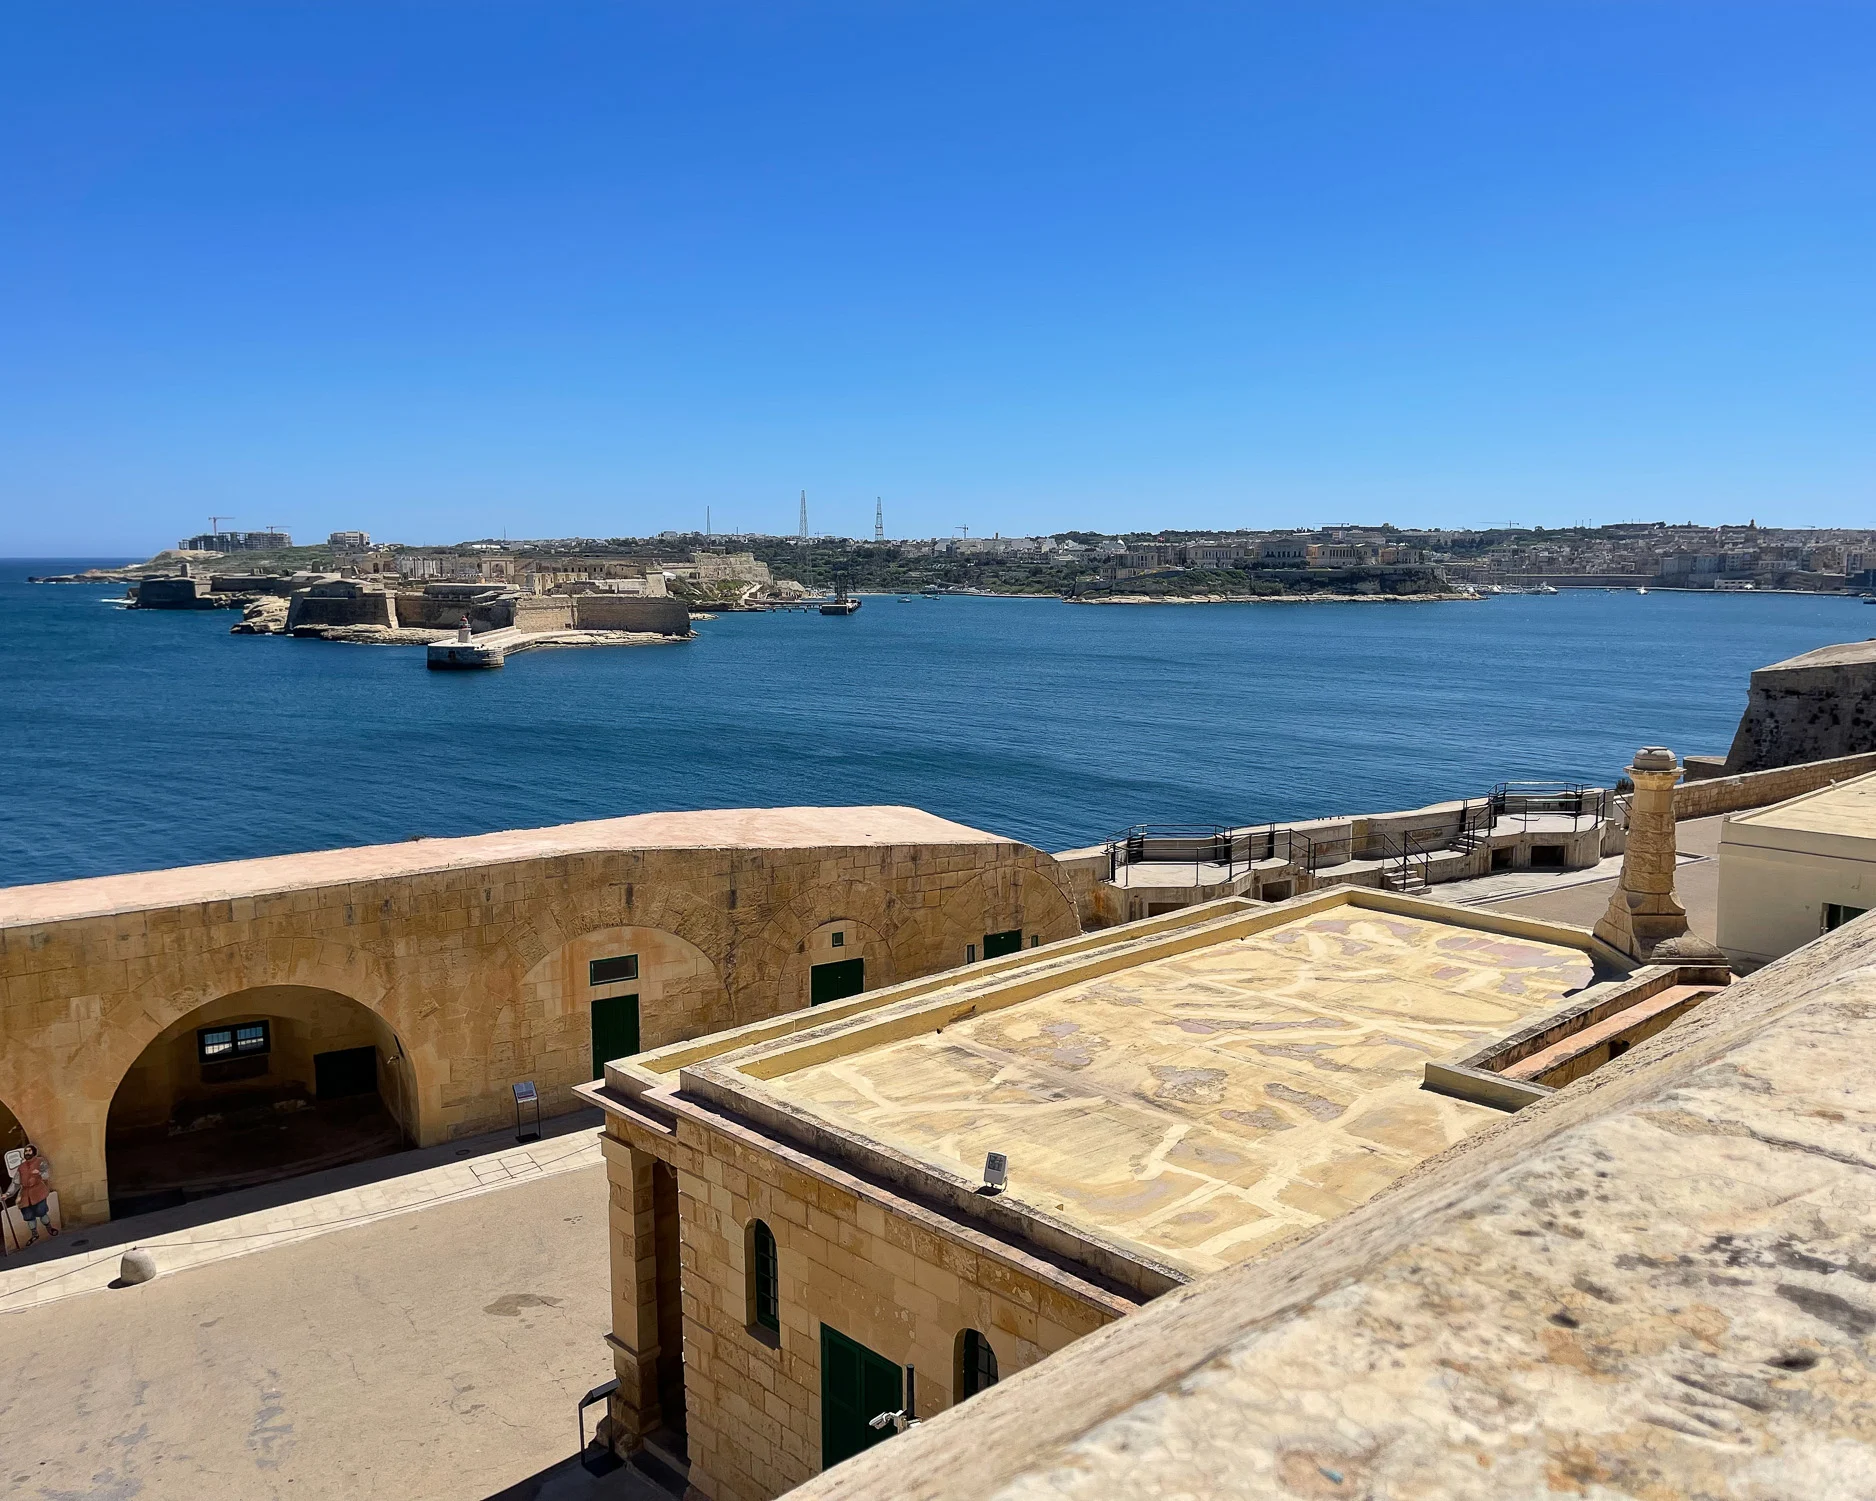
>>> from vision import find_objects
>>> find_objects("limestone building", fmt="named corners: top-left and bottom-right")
top-left (579, 885), bottom-right (1734, 1499)
top-left (1718, 768), bottom-right (1876, 969)
top-left (0, 807), bottom-right (1078, 1226)
top-left (789, 906), bottom-right (1876, 1501)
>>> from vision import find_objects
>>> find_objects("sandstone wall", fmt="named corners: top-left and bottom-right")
top-left (284, 590), bottom-right (398, 630)
top-left (0, 815), bottom-right (1081, 1225)
top-left (603, 1107), bottom-right (1129, 1501)
top-left (1674, 749), bottom-right (1876, 821)
top-left (1721, 640), bottom-right (1876, 773)
top-left (572, 595), bottom-right (692, 635)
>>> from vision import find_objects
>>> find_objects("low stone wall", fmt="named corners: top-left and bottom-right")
top-left (1673, 750), bottom-right (1876, 820)
top-left (571, 595), bottom-right (691, 635)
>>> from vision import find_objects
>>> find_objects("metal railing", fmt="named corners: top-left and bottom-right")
top-left (1106, 797), bottom-right (1499, 887)
top-left (1488, 782), bottom-right (1606, 831)
top-left (1102, 787), bottom-right (1602, 892)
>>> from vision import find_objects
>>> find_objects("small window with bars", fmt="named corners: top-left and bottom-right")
top-left (198, 1020), bottom-right (270, 1062)
top-left (748, 1219), bottom-right (780, 1340)
top-left (957, 1328), bottom-right (999, 1398)
top-left (590, 954), bottom-right (639, 986)
top-left (1824, 903), bottom-right (1869, 934)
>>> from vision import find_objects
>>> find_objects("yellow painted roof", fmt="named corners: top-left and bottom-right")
top-left (762, 905), bottom-right (1597, 1276)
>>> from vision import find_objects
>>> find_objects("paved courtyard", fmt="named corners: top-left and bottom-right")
top-left (0, 1144), bottom-right (662, 1501)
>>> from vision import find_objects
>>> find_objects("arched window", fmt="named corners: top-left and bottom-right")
top-left (747, 1219), bottom-right (780, 1340)
top-left (956, 1328), bottom-right (998, 1399)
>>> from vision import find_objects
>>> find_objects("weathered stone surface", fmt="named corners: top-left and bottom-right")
top-left (0, 807), bottom-right (1080, 1226)
top-left (789, 903), bottom-right (1876, 1500)
top-left (1596, 747), bottom-right (1722, 963)
top-left (1723, 639), bottom-right (1876, 774)
top-left (117, 1246), bottom-right (157, 1284)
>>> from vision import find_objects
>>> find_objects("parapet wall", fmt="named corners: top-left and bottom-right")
top-left (1673, 749), bottom-right (1876, 820)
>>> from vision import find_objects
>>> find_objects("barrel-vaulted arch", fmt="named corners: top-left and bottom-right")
top-left (104, 982), bottom-right (419, 1218)
top-left (506, 923), bottom-right (729, 1115)
top-left (926, 866), bottom-right (1080, 971)
top-left (743, 878), bottom-right (909, 1021)
top-left (0, 932), bottom-right (431, 1226)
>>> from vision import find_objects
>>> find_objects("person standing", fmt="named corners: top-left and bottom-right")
top-left (8, 1143), bottom-right (56, 1245)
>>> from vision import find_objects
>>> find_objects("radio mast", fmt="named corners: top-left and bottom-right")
top-left (798, 491), bottom-right (808, 545)
top-left (874, 498), bottom-right (884, 542)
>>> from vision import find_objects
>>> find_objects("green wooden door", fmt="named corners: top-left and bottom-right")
top-left (982, 928), bottom-right (1025, 960)
top-left (820, 1323), bottom-right (902, 1470)
top-left (590, 993), bottom-right (641, 1076)
top-left (810, 957), bottom-right (866, 1006)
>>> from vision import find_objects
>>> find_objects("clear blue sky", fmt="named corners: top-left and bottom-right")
top-left (2, 3), bottom-right (1871, 553)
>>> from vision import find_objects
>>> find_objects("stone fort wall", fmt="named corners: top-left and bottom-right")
top-left (0, 809), bottom-right (1080, 1225)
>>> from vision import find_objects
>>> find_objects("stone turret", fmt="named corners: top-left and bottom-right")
top-left (1593, 747), bottom-right (1725, 963)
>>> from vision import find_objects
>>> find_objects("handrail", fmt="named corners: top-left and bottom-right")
top-left (1103, 787), bottom-right (1604, 889)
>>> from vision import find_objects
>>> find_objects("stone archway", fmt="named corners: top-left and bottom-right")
top-left (780, 917), bottom-right (896, 1012)
top-left (103, 984), bottom-right (418, 1219)
top-left (505, 924), bottom-right (730, 1116)
top-left (0, 1097), bottom-right (47, 1253)
top-left (907, 866), bottom-right (1081, 974)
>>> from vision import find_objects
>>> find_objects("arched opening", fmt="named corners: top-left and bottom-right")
top-left (955, 1328), bottom-right (999, 1401)
top-left (105, 985), bottom-right (417, 1219)
top-left (745, 1217), bottom-right (780, 1344)
top-left (0, 1098), bottom-right (59, 1254)
top-left (787, 917), bottom-right (893, 1014)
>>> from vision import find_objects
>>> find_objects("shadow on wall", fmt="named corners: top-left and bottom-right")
top-left (104, 984), bottom-right (417, 1219)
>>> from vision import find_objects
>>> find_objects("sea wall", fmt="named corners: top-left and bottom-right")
top-left (1673, 750), bottom-right (1876, 820)
top-left (133, 577), bottom-right (222, 610)
top-left (571, 595), bottom-right (691, 635)
top-left (284, 588), bottom-right (399, 631)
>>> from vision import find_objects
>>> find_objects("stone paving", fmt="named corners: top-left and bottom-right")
top-left (0, 1124), bottom-right (603, 1314)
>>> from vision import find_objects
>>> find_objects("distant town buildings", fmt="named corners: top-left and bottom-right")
top-left (327, 529), bottom-right (371, 549)
top-left (178, 528), bottom-right (292, 552)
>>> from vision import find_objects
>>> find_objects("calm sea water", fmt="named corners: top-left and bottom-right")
top-left (3, 559), bottom-right (1867, 888)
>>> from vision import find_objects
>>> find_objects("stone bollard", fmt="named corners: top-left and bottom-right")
top-left (118, 1248), bottom-right (158, 1285)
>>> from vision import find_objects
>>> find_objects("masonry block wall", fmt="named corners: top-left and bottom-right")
top-left (0, 813), bottom-right (1081, 1225)
top-left (603, 1108), bottom-right (1131, 1501)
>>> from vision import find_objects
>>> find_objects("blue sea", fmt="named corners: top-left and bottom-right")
top-left (3, 559), bottom-right (1867, 888)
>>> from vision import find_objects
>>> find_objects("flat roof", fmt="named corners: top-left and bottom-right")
top-left (1724, 768), bottom-right (1876, 841)
top-left (668, 890), bottom-right (1624, 1285)
top-left (0, 805), bottom-right (1012, 928)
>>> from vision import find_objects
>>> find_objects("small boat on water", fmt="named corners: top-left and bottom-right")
top-left (1637, 587), bottom-right (1648, 595)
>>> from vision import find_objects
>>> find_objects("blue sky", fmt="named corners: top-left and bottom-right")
top-left (2, 3), bottom-right (1871, 553)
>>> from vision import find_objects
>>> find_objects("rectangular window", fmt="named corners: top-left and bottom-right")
top-left (589, 954), bottom-right (639, 986)
top-left (830, 931), bottom-right (844, 948)
top-left (965, 943), bottom-right (977, 964)
top-left (198, 1019), bottom-right (270, 1062)
top-left (1824, 903), bottom-right (1869, 933)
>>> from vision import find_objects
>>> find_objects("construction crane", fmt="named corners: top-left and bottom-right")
top-left (209, 515), bottom-right (234, 535)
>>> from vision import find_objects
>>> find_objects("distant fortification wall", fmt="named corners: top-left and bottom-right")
top-left (284, 586), bottom-right (398, 630)
top-left (571, 596), bottom-right (691, 635)
top-left (1722, 640), bottom-right (1876, 773)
